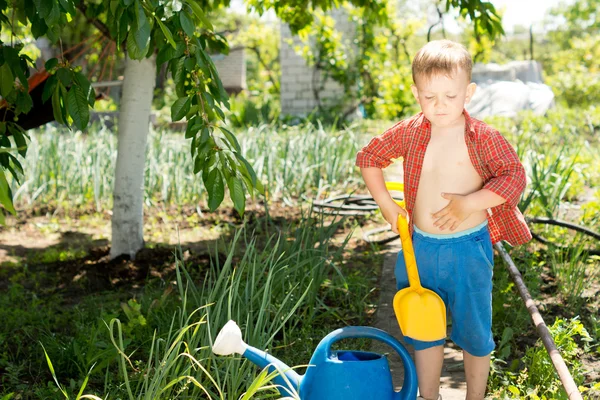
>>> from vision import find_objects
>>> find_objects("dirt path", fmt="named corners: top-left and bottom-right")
top-left (369, 160), bottom-right (468, 399)
top-left (371, 246), bottom-right (467, 399)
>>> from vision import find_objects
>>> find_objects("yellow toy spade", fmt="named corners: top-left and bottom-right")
top-left (393, 213), bottom-right (447, 342)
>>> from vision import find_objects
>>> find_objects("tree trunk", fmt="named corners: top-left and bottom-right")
top-left (110, 55), bottom-right (156, 260)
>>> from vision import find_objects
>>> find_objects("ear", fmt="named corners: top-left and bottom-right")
top-left (411, 85), bottom-right (420, 104)
top-left (464, 82), bottom-right (477, 104)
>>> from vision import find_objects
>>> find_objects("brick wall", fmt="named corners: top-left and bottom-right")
top-left (280, 8), bottom-right (358, 117)
top-left (212, 46), bottom-right (246, 94)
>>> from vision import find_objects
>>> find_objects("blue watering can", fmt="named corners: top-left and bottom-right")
top-left (212, 320), bottom-right (418, 400)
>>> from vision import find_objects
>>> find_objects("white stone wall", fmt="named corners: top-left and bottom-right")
top-left (280, 8), bottom-right (357, 117)
top-left (212, 46), bottom-right (246, 93)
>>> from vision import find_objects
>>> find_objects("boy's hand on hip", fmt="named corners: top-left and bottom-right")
top-left (432, 193), bottom-right (475, 231)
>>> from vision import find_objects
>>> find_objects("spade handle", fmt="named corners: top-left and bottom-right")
top-left (397, 214), bottom-right (423, 290)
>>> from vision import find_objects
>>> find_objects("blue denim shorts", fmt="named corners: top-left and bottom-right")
top-left (394, 220), bottom-right (495, 357)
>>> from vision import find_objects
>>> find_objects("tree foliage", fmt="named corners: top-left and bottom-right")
top-left (544, 0), bottom-right (600, 107)
top-left (290, 0), bottom-right (504, 119)
top-left (0, 0), bottom-right (265, 221)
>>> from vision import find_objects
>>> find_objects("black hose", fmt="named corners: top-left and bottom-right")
top-left (312, 194), bottom-right (600, 248)
top-left (527, 218), bottom-right (600, 256)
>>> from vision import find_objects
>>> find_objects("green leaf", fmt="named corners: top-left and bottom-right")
top-left (58, 0), bottom-right (77, 15)
top-left (235, 153), bottom-right (264, 194)
top-left (45, 1), bottom-right (60, 26)
top-left (155, 17), bottom-right (177, 49)
top-left (213, 105), bottom-right (225, 120)
top-left (134, 0), bottom-right (147, 29)
top-left (56, 67), bottom-right (72, 86)
top-left (199, 126), bottom-right (210, 143)
top-left (0, 63), bottom-right (14, 98)
top-left (219, 126), bottom-right (241, 152)
top-left (179, 11), bottom-right (195, 37)
top-left (171, 56), bottom-right (186, 97)
top-left (41, 343), bottom-right (68, 397)
top-left (74, 72), bottom-right (96, 107)
top-left (30, 15), bottom-right (48, 38)
top-left (171, 97), bottom-right (191, 121)
top-left (227, 176), bottom-right (245, 215)
top-left (133, 21), bottom-right (151, 57)
top-left (185, 0), bottom-right (213, 30)
top-left (205, 168), bottom-right (224, 211)
top-left (42, 74), bottom-right (58, 103)
top-left (67, 85), bottom-right (90, 130)
top-left (110, 0), bottom-right (119, 14)
top-left (33, 0), bottom-right (53, 19)
top-left (15, 91), bottom-right (33, 115)
top-left (0, 169), bottom-right (16, 215)
top-left (183, 57), bottom-right (196, 72)
top-left (126, 30), bottom-right (147, 60)
top-left (193, 155), bottom-right (202, 174)
top-left (44, 58), bottom-right (59, 71)
top-left (185, 119), bottom-right (201, 139)
top-left (10, 126), bottom-right (28, 158)
top-left (51, 87), bottom-right (65, 125)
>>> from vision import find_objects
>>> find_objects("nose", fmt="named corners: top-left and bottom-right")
top-left (434, 97), bottom-right (447, 107)
top-left (432, 98), bottom-right (446, 110)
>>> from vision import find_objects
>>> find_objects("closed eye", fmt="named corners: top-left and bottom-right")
top-left (447, 95), bottom-right (457, 99)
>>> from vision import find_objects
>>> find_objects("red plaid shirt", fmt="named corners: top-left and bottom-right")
top-left (356, 110), bottom-right (532, 246)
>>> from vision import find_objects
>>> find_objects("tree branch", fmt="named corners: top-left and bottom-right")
top-left (76, 3), bottom-right (113, 42)
top-left (248, 46), bottom-right (280, 92)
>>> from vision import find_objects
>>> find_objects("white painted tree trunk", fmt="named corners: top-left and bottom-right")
top-left (110, 55), bottom-right (156, 259)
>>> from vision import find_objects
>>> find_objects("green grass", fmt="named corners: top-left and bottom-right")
top-left (11, 120), bottom-right (365, 210)
top-left (0, 210), bottom-right (379, 398)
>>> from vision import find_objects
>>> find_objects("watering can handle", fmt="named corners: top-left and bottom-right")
top-left (314, 326), bottom-right (418, 399)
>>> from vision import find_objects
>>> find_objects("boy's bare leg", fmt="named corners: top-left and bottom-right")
top-left (414, 345), bottom-right (444, 399)
top-left (463, 351), bottom-right (491, 400)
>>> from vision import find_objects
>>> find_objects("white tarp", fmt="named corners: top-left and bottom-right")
top-left (466, 60), bottom-right (555, 118)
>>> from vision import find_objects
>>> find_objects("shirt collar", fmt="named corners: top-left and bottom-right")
top-left (463, 109), bottom-right (477, 137)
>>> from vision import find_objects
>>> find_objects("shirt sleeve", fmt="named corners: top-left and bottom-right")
top-left (355, 120), bottom-right (407, 169)
top-left (482, 130), bottom-right (527, 209)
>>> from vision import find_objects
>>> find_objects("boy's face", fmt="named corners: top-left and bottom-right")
top-left (411, 69), bottom-right (476, 129)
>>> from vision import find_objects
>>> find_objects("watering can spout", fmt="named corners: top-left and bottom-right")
top-left (212, 320), bottom-right (301, 396)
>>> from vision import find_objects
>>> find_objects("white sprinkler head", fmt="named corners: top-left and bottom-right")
top-left (212, 320), bottom-right (248, 356)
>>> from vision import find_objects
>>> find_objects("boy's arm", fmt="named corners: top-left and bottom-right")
top-left (432, 131), bottom-right (526, 231)
top-left (356, 120), bottom-right (407, 169)
top-left (361, 167), bottom-right (407, 233)
top-left (356, 120), bottom-right (409, 233)
top-left (480, 131), bottom-right (527, 209)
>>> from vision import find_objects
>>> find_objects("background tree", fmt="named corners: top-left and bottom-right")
top-left (543, 0), bottom-right (600, 107)
top-left (0, 0), bottom-right (262, 259)
top-left (289, 0), bottom-right (504, 119)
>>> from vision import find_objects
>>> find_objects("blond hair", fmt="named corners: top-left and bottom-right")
top-left (412, 40), bottom-right (472, 83)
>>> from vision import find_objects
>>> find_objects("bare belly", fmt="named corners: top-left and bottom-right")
top-left (412, 172), bottom-right (488, 235)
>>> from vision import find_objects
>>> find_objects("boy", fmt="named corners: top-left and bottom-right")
top-left (355, 40), bottom-right (531, 400)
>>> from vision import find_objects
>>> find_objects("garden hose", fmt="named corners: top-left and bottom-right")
top-left (527, 217), bottom-right (600, 256)
top-left (312, 193), bottom-right (404, 244)
top-left (312, 194), bottom-right (600, 250)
